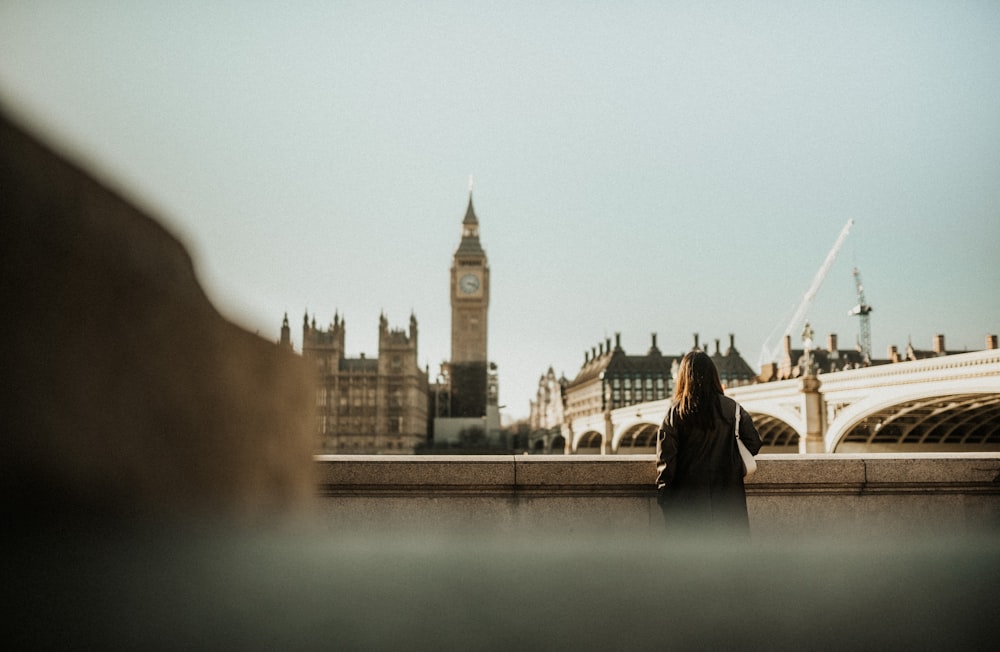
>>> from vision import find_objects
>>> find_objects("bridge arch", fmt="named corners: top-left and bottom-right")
top-left (749, 412), bottom-right (801, 451)
top-left (573, 429), bottom-right (605, 453)
top-left (733, 404), bottom-right (802, 451)
top-left (826, 380), bottom-right (1000, 452)
top-left (551, 434), bottom-right (566, 454)
top-left (611, 418), bottom-right (660, 452)
top-left (603, 404), bottom-right (804, 453)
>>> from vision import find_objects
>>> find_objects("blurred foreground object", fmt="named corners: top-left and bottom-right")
top-left (0, 106), bottom-right (315, 526)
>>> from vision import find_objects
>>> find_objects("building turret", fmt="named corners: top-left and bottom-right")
top-left (409, 312), bottom-right (418, 353)
top-left (301, 309), bottom-right (346, 361)
top-left (279, 313), bottom-right (292, 350)
top-left (648, 333), bottom-right (662, 356)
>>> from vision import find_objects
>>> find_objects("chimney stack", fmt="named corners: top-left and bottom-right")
top-left (827, 333), bottom-right (838, 353)
top-left (933, 334), bottom-right (946, 355)
top-left (987, 334), bottom-right (998, 350)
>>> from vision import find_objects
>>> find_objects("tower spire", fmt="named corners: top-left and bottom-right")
top-left (463, 192), bottom-right (478, 226)
top-left (457, 183), bottom-right (484, 255)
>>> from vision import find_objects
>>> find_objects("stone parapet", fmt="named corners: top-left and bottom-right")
top-left (315, 453), bottom-right (1000, 539)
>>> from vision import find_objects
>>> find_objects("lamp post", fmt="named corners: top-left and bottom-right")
top-left (799, 321), bottom-right (826, 453)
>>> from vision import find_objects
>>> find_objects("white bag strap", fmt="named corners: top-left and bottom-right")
top-left (734, 403), bottom-right (741, 440)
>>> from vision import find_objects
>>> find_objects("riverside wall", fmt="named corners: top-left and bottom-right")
top-left (315, 453), bottom-right (1000, 541)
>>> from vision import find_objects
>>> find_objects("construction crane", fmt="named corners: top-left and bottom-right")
top-left (849, 266), bottom-right (873, 363)
top-left (757, 219), bottom-right (854, 369)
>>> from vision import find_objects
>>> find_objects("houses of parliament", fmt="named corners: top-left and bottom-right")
top-left (281, 193), bottom-right (495, 453)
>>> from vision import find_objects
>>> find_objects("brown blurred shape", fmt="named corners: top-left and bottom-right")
top-left (0, 107), bottom-right (315, 526)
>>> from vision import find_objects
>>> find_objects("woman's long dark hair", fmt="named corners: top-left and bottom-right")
top-left (672, 351), bottom-right (725, 431)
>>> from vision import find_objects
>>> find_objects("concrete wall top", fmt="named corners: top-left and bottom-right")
top-left (315, 453), bottom-right (1000, 495)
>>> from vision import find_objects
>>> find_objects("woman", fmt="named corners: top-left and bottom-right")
top-left (655, 350), bottom-right (762, 537)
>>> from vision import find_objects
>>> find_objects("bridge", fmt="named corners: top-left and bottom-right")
top-left (566, 348), bottom-right (1000, 454)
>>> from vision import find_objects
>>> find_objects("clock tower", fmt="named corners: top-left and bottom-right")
top-left (450, 192), bottom-right (489, 364)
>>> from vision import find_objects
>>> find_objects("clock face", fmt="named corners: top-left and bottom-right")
top-left (459, 273), bottom-right (480, 294)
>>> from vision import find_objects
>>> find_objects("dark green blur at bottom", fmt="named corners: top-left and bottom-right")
top-left (5, 524), bottom-right (997, 651)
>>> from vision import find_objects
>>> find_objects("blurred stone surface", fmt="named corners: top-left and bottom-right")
top-left (6, 527), bottom-right (999, 651)
top-left (0, 107), bottom-right (315, 524)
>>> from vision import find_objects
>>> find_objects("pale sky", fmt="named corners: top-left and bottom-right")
top-left (2, 1), bottom-right (998, 420)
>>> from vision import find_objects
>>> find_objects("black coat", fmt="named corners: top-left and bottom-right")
top-left (655, 394), bottom-right (762, 534)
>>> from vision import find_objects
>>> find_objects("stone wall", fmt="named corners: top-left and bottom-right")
top-left (315, 453), bottom-right (1000, 540)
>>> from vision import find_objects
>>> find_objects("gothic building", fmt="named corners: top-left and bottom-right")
top-left (700, 333), bottom-right (758, 388)
top-left (562, 332), bottom-right (758, 428)
top-left (432, 191), bottom-right (499, 444)
top-left (282, 189), bottom-right (499, 452)
top-left (563, 333), bottom-right (674, 425)
top-left (530, 367), bottom-right (566, 433)
top-left (450, 194), bottom-right (490, 368)
top-left (528, 367), bottom-right (567, 453)
top-left (282, 311), bottom-right (429, 453)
